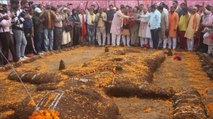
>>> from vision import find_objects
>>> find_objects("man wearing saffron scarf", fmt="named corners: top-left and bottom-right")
top-left (86, 8), bottom-right (96, 45)
top-left (78, 9), bottom-right (86, 45)
top-left (185, 7), bottom-right (201, 51)
top-left (110, 5), bottom-right (132, 46)
top-left (168, 6), bottom-right (179, 50)
top-left (178, 7), bottom-right (189, 50)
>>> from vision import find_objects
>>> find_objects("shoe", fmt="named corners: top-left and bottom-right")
top-left (39, 51), bottom-right (45, 55)
top-left (27, 53), bottom-right (34, 57)
top-left (20, 56), bottom-right (29, 61)
top-left (19, 57), bottom-right (25, 61)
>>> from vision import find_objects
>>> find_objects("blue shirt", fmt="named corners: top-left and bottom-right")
top-left (149, 10), bottom-right (161, 30)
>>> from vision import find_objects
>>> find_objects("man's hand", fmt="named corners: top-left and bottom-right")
top-left (25, 14), bottom-right (31, 19)
top-left (129, 16), bottom-right (134, 19)
top-left (10, 13), bottom-right (15, 18)
top-left (99, 14), bottom-right (103, 19)
top-left (3, 15), bottom-right (9, 20)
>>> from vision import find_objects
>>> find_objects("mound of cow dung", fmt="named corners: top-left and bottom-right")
top-left (8, 71), bottom-right (62, 84)
top-left (197, 53), bottom-right (213, 80)
top-left (10, 80), bottom-right (121, 119)
top-left (172, 90), bottom-right (207, 119)
top-left (109, 51), bottom-right (165, 87)
top-left (105, 84), bottom-right (175, 99)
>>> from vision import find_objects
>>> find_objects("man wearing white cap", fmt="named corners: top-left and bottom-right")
top-left (32, 7), bottom-right (44, 54)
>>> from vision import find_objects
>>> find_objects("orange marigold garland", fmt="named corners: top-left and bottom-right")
top-left (28, 110), bottom-right (60, 119)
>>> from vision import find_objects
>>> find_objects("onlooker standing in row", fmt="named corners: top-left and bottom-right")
top-left (33, 7), bottom-right (43, 54)
top-left (95, 8), bottom-right (107, 46)
top-left (23, 3), bottom-right (36, 56)
top-left (185, 7), bottom-right (201, 51)
top-left (70, 9), bottom-right (81, 46)
top-left (149, 5), bottom-right (161, 49)
top-left (138, 7), bottom-right (151, 48)
top-left (62, 8), bottom-right (72, 47)
top-left (78, 9), bottom-right (86, 45)
top-left (202, 6), bottom-right (213, 54)
top-left (168, 6), bottom-right (179, 50)
top-left (53, 7), bottom-right (63, 50)
top-left (86, 8), bottom-right (96, 45)
top-left (106, 5), bottom-right (115, 45)
top-left (158, 5), bottom-right (168, 49)
top-left (178, 7), bottom-right (189, 50)
top-left (11, 0), bottom-right (27, 61)
top-left (40, 2), bottom-right (56, 51)
top-left (111, 5), bottom-right (131, 46)
top-left (122, 9), bottom-right (131, 47)
top-left (130, 7), bottom-right (140, 46)
top-left (0, 3), bottom-right (14, 64)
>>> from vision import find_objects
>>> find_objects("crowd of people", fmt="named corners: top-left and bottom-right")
top-left (0, 0), bottom-right (212, 65)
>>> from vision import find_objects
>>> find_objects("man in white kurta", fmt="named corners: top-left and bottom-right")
top-left (110, 6), bottom-right (131, 46)
top-left (95, 8), bottom-right (107, 46)
top-left (185, 7), bottom-right (201, 51)
top-left (138, 7), bottom-right (151, 47)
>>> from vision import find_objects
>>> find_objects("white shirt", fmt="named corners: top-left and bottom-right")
top-left (78, 14), bottom-right (86, 27)
top-left (11, 9), bottom-right (25, 28)
top-left (95, 12), bottom-right (107, 28)
top-left (86, 13), bottom-right (96, 25)
top-left (149, 10), bottom-right (161, 30)
top-left (140, 12), bottom-right (150, 22)
top-left (0, 13), bottom-right (11, 32)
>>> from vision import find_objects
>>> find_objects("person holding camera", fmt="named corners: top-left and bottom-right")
top-left (0, 3), bottom-right (12, 64)
top-left (10, 0), bottom-right (28, 61)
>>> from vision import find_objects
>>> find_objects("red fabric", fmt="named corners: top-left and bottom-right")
top-left (123, 12), bottom-right (134, 27)
top-left (129, 12), bottom-right (134, 28)
top-left (178, 31), bottom-right (187, 49)
top-left (211, 32), bottom-right (213, 40)
top-left (82, 10), bottom-right (86, 39)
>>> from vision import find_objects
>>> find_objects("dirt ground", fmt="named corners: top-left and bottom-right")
top-left (0, 46), bottom-right (212, 119)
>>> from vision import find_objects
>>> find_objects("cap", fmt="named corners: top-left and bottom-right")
top-left (34, 7), bottom-right (42, 13)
